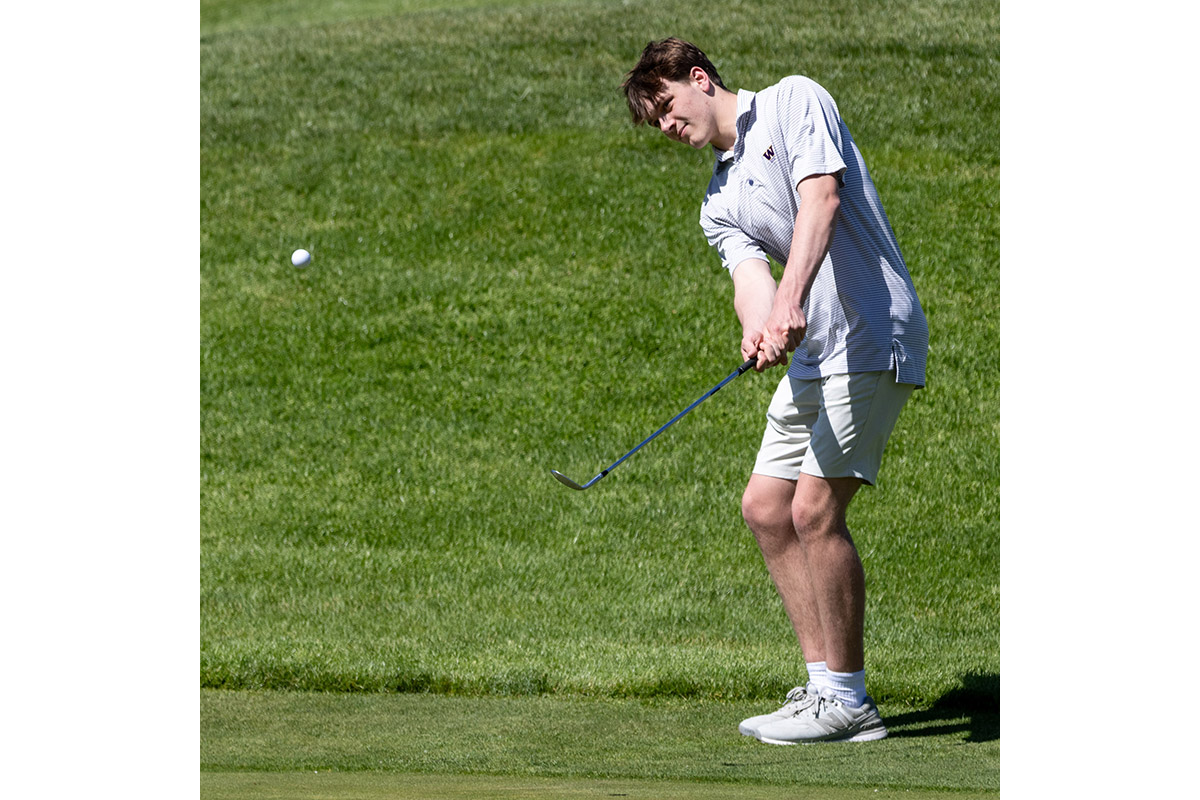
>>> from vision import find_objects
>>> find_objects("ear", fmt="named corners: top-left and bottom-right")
top-left (690, 66), bottom-right (712, 91)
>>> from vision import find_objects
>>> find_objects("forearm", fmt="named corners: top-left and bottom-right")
top-left (752, 174), bottom-right (841, 369)
top-left (776, 176), bottom-right (841, 312)
top-left (732, 258), bottom-right (776, 337)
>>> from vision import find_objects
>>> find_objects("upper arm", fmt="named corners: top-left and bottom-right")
top-left (797, 173), bottom-right (841, 211)
top-left (774, 78), bottom-right (848, 192)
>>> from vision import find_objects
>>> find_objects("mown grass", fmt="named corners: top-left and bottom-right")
top-left (201, 690), bottom-right (999, 793)
top-left (202, 772), bottom-right (997, 800)
top-left (201, 0), bottom-right (997, 711)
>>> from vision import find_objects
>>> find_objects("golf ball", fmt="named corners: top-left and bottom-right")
top-left (291, 248), bottom-right (311, 267)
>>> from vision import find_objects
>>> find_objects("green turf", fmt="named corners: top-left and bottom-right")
top-left (201, 0), bottom-right (998, 789)
top-left (201, 0), bottom-right (998, 705)
top-left (202, 773), bottom-right (997, 800)
top-left (201, 0), bottom-right (591, 36)
top-left (202, 690), bottom-right (999, 794)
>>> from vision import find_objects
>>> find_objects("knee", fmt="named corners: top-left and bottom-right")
top-left (790, 503), bottom-right (820, 537)
top-left (741, 482), bottom-right (791, 540)
top-left (787, 476), bottom-right (861, 541)
top-left (790, 500), bottom-right (848, 545)
top-left (740, 483), bottom-right (766, 531)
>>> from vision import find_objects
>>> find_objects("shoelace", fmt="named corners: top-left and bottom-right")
top-left (780, 686), bottom-right (816, 718)
top-left (812, 690), bottom-right (843, 719)
top-left (783, 687), bottom-right (806, 704)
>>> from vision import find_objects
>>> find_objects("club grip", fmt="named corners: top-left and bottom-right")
top-left (737, 357), bottom-right (757, 374)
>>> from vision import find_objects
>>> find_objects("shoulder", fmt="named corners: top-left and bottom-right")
top-left (760, 76), bottom-right (839, 115)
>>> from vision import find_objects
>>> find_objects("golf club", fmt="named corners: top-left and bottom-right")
top-left (551, 357), bottom-right (757, 490)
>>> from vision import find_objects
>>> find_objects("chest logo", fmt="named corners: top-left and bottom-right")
top-left (763, 145), bottom-right (775, 161)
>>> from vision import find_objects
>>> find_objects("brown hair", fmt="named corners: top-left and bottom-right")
top-left (621, 38), bottom-right (727, 126)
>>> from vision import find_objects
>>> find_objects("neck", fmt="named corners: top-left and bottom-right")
top-left (709, 88), bottom-right (740, 151)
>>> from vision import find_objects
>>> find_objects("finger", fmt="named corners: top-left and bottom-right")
top-left (755, 341), bottom-right (774, 371)
top-left (757, 340), bottom-right (783, 371)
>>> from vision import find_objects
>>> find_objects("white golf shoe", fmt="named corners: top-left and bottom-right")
top-left (738, 684), bottom-right (818, 737)
top-left (754, 686), bottom-right (888, 744)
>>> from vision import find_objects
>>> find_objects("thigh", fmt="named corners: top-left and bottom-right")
top-left (801, 371), bottom-right (914, 485)
top-left (751, 374), bottom-right (822, 481)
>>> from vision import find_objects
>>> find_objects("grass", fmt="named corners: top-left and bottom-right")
top-left (201, 0), bottom-right (998, 793)
top-left (202, 690), bottom-right (999, 793)
top-left (202, 773), bottom-right (997, 800)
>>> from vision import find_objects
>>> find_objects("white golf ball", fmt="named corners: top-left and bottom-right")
top-left (291, 248), bottom-right (311, 267)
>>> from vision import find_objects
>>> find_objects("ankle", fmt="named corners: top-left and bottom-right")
top-left (805, 661), bottom-right (828, 689)
top-left (825, 668), bottom-right (867, 707)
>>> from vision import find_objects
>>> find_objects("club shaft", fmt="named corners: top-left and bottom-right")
top-left (594, 357), bottom-right (756, 479)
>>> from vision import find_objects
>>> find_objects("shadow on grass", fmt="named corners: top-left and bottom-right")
top-left (885, 672), bottom-right (999, 743)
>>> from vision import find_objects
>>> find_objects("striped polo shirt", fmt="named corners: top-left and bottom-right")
top-left (700, 77), bottom-right (928, 387)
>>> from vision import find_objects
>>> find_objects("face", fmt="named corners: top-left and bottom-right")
top-left (644, 73), bottom-right (715, 149)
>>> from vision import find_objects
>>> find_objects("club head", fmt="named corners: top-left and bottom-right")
top-left (550, 470), bottom-right (587, 490)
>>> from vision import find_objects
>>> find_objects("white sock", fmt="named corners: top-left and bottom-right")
top-left (805, 661), bottom-right (828, 690)
top-left (825, 668), bottom-right (867, 708)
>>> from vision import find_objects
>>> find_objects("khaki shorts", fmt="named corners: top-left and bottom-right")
top-left (752, 371), bottom-right (914, 486)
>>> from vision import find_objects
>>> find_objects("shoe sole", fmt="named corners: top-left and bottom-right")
top-left (757, 725), bottom-right (888, 745)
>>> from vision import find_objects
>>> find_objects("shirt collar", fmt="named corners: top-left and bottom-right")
top-left (713, 89), bottom-right (757, 163)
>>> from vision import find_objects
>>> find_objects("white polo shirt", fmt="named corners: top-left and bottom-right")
top-left (700, 77), bottom-right (928, 387)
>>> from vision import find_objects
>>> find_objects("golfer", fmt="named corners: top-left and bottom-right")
top-left (622, 39), bottom-right (928, 744)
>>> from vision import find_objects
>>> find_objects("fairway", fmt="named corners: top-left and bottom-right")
top-left (201, 0), bottom-right (999, 795)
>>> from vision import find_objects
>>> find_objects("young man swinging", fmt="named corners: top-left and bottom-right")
top-left (622, 39), bottom-right (928, 744)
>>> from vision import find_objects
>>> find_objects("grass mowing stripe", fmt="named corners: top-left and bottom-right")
top-left (201, 690), bottom-right (999, 793)
top-left (201, 0), bottom-right (597, 36)
top-left (202, 772), bottom-right (999, 800)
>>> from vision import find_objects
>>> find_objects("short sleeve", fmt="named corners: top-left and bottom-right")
top-left (774, 77), bottom-right (848, 187)
top-left (701, 205), bottom-right (768, 276)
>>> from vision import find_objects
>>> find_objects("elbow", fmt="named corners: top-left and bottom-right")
top-left (826, 192), bottom-right (841, 222)
top-left (822, 182), bottom-right (841, 216)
